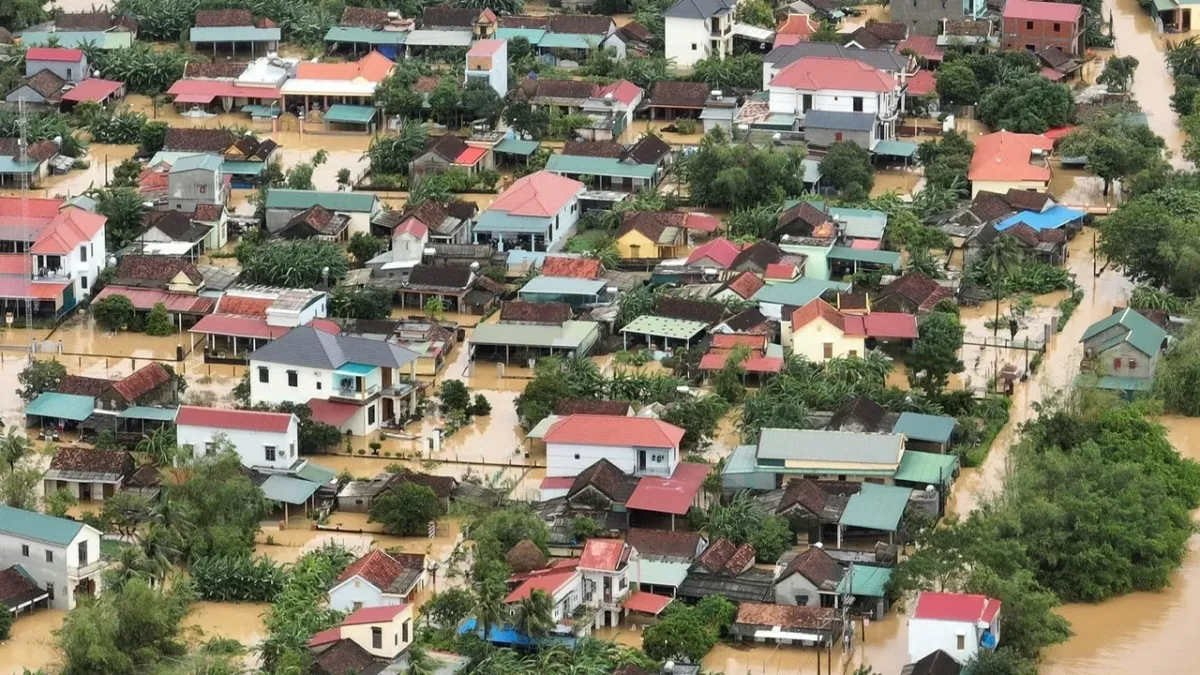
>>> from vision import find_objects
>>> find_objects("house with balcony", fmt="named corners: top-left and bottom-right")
top-left (579, 538), bottom-right (632, 628)
top-left (665, 0), bottom-right (737, 69)
top-left (0, 505), bottom-right (104, 610)
top-left (543, 414), bottom-right (685, 478)
top-left (1002, 0), bottom-right (1084, 57)
top-left (0, 197), bottom-right (106, 320)
top-left (248, 325), bottom-right (421, 436)
top-left (768, 56), bottom-right (902, 150)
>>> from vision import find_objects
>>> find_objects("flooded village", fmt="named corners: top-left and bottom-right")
top-left (0, 0), bottom-right (1197, 673)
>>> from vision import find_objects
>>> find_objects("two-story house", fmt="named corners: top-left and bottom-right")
top-left (664, 0), bottom-right (738, 69)
top-left (309, 604), bottom-right (415, 662)
top-left (1079, 308), bottom-right (1171, 393)
top-left (474, 171), bottom-right (585, 253)
top-left (465, 39), bottom-right (507, 97)
top-left (0, 198), bottom-right (107, 319)
top-left (1002, 0), bottom-right (1085, 56)
top-left (176, 405), bottom-right (300, 469)
top-left (25, 47), bottom-right (87, 83)
top-left (767, 56), bottom-right (901, 150)
top-left (248, 325), bottom-right (421, 436)
top-left (166, 154), bottom-right (227, 213)
top-left (542, 414), bottom-right (685, 478)
top-left (265, 189), bottom-right (383, 239)
top-left (578, 538), bottom-right (632, 628)
top-left (504, 559), bottom-right (584, 634)
top-left (908, 591), bottom-right (1001, 664)
top-left (0, 505), bottom-right (104, 610)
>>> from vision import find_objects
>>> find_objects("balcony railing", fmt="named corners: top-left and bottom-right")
top-left (35, 269), bottom-right (71, 282)
top-left (334, 383), bottom-right (381, 400)
top-left (69, 558), bottom-right (107, 578)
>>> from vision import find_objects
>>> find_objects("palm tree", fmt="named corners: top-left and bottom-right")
top-left (473, 570), bottom-right (507, 640)
top-left (136, 523), bottom-right (181, 579)
top-left (516, 588), bottom-right (556, 640)
top-left (979, 237), bottom-right (1023, 336)
top-left (906, 248), bottom-right (942, 279)
top-left (107, 545), bottom-right (158, 592)
top-left (0, 429), bottom-right (31, 471)
top-left (136, 426), bottom-right (178, 467)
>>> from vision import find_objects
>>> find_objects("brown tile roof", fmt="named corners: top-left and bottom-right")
top-left (48, 447), bottom-right (134, 477)
top-left (421, 6), bottom-right (484, 27)
top-left (282, 205), bottom-right (347, 237)
top-left (115, 255), bottom-right (203, 285)
top-left (0, 137), bottom-right (57, 162)
top-left (340, 7), bottom-right (393, 27)
top-left (649, 81), bottom-right (710, 109)
top-left (736, 602), bottom-right (839, 630)
top-left (500, 300), bottom-right (571, 325)
top-left (780, 547), bottom-right (841, 589)
top-left (548, 15), bottom-right (612, 34)
top-left (564, 140), bottom-right (625, 158)
top-left (625, 135), bottom-right (671, 165)
top-left (944, 19), bottom-right (991, 36)
top-left (540, 255), bottom-right (602, 279)
top-left (194, 8), bottom-right (254, 27)
top-left (500, 16), bottom-right (549, 29)
top-left (725, 271), bottom-right (766, 300)
top-left (57, 374), bottom-right (115, 397)
top-left (733, 240), bottom-right (784, 271)
top-left (112, 363), bottom-right (172, 403)
top-left (777, 479), bottom-right (829, 515)
top-left (553, 399), bottom-right (630, 416)
top-left (827, 397), bottom-right (889, 432)
top-left (183, 61), bottom-right (249, 78)
top-left (836, 292), bottom-right (869, 311)
top-left (384, 469), bottom-right (458, 499)
top-left (164, 128), bottom-right (235, 153)
top-left (777, 201), bottom-right (832, 237)
top-left (424, 134), bottom-right (468, 162)
top-left (518, 78), bottom-right (598, 101)
top-left (695, 537), bottom-right (755, 575)
top-left (125, 465), bottom-right (162, 489)
top-left (567, 458), bottom-right (637, 503)
top-left (22, 69), bottom-right (66, 100)
top-left (626, 528), bottom-right (702, 561)
top-left (312, 638), bottom-right (385, 675)
top-left (655, 296), bottom-right (725, 325)
top-left (968, 191), bottom-right (1017, 223)
top-left (1004, 188), bottom-right (1052, 212)
top-left (722, 307), bottom-right (771, 333)
top-left (407, 265), bottom-right (472, 289)
top-left (0, 565), bottom-right (45, 610)
top-left (402, 200), bottom-right (450, 231)
top-left (618, 20), bottom-right (653, 44)
top-left (192, 203), bottom-right (224, 222)
top-left (880, 272), bottom-right (941, 307)
top-left (1003, 222), bottom-right (1041, 248)
top-left (1037, 228), bottom-right (1067, 243)
top-left (844, 21), bottom-right (907, 48)
top-left (505, 538), bottom-right (549, 573)
top-left (56, 11), bottom-right (134, 31)
top-left (0, 28), bottom-right (12, 44)
top-left (617, 211), bottom-right (685, 243)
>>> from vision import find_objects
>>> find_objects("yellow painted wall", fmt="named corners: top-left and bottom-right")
top-left (791, 318), bottom-right (865, 362)
top-left (971, 179), bottom-right (1049, 198)
top-left (341, 604), bottom-right (414, 659)
top-left (167, 272), bottom-right (201, 295)
top-left (617, 230), bottom-right (657, 259)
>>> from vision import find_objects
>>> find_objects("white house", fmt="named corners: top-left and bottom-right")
top-left (473, 170), bottom-right (585, 253)
top-left (908, 591), bottom-right (1002, 664)
top-left (0, 505), bottom-right (104, 610)
top-left (309, 604), bottom-right (415, 660)
top-left (248, 325), bottom-right (420, 436)
top-left (175, 406), bottom-right (299, 470)
top-left (465, 39), bottom-right (507, 97)
top-left (768, 56), bottom-right (901, 150)
top-left (664, 0), bottom-right (738, 69)
top-left (504, 560), bottom-right (584, 632)
top-left (366, 217), bottom-right (428, 273)
top-left (328, 549), bottom-right (427, 613)
top-left (542, 414), bottom-right (685, 478)
top-left (578, 538), bottom-right (631, 628)
top-left (581, 79), bottom-right (644, 141)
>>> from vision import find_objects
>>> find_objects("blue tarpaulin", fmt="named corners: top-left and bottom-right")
top-left (996, 205), bottom-right (1086, 232)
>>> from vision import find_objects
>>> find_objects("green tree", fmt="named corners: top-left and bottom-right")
top-left (110, 158), bottom-right (143, 188)
top-left (516, 588), bottom-right (555, 639)
top-left (144, 302), bottom-right (174, 336)
top-left (917, 130), bottom-right (975, 195)
top-left (1098, 55), bottom-right (1139, 93)
top-left (429, 79), bottom-right (461, 127)
top-left (58, 578), bottom-right (194, 675)
top-left (642, 596), bottom-right (734, 663)
top-left (237, 239), bottom-right (349, 288)
top-left (348, 232), bottom-right (386, 266)
top-left (471, 393), bottom-right (492, 416)
top-left (661, 395), bottom-right (730, 451)
top-left (935, 60), bottom-right (981, 105)
top-left (439, 380), bottom-right (472, 414)
top-left (712, 346), bottom-right (748, 404)
top-left (365, 122), bottom-right (429, 176)
top-left (962, 648), bottom-right (1038, 675)
top-left (421, 587), bottom-right (475, 628)
top-left (979, 237), bottom-right (1023, 335)
top-left (93, 293), bottom-right (136, 332)
top-left (370, 482), bottom-right (445, 536)
top-left (331, 286), bottom-right (393, 320)
top-left (0, 466), bottom-right (39, 509)
top-left (503, 100), bottom-right (551, 140)
top-left (0, 604), bottom-right (10, 639)
top-left (165, 449), bottom-right (267, 560)
top-left (472, 558), bottom-right (509, 639)
top-left (470, 506), bottom-right (550, 567)
top-left (44, 488), bottom-right (77, 517)
top-left (284, 162), bottom-right (316, 190)
top-left (977, 76), bottom-right (1074, 133)
top-left (1097, 187), bottom-right (1200, 295)
top-left (138, 121), bottom-right (169, 154)
top-left (424, 296), bottom-right (446, 320)
top-left (819, 140), bottom-right (875, 199)
top-left (337, 168), bottom-right (352, 187)
top-left (733, 0), bottom-right (774, 27)
top-left (461, 79), bottom-right (504, 124)
top-left (92, 187), bottom-right (147, 251)
top-left (17, 359), bottom-right (66, 403)
top-left (907, 308), bottom-right (965, 397)
top-left (704, 491), bottom-right (793, 562)
top-left (569, 515), bottom-right (601, 543)
top-left (1059, 112), bottom-right (1165, 195)
top-left (100, 490), bottom-right (155, 538)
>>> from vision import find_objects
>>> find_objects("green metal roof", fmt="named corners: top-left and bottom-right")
top-left (872, 140), bottom-right (919, 158)
top-left (469, 320), bottom-right (601, 351)
top-left (260, 474), bottom-right (321, 505)
top-left (0, 504), bottom-right (85, 546)
top-left (119, 406), bottom-right (179, 421)
top-left (752, 278), bottom-right (852, 306)
top-left (835, 564), bottom-right (892, 597)
top-left (170, 153), bottom-right (223, 173)
top-left (828, 207), bottom-right (887, 240)
top-left (629, 559), bottom-right (690, 588)
top-left (893, 450), bottom-right (958, 486)
top-left (546, 154), bottom-right (659, 180)
top-left (223, 160), bottom-right (268, 176)
top-left (0, 157), bottom-right (40, 174)
top-left (1156, 0), bottom-right (1179, 9)
top-left (538, 32), bottom-right (602, 49)
top-left (758, 428), bottom-right (903, 464)
top-left (494, 27), bottom-right (548, 44)
top-left (893, 412), bottom-right (957, 444)
top-left (21, 31), bottom-right (133, 49)
top-left (620, 315), bottom-right (709, 341)
top-left (324, 104), bottom-right (378, 125)
top-left (242, 104), bottom-right (281, 119)
top-left (839, 483), bottom-right (912, 532)
top-left (1080, 308), bottom-right (1169, 358)
top-left (827, 247), bottom-right (902, 269)
top-left (475, 210), bottom-right (551, 233)
top-left (190, 26), bottom-right (282, 42)
top-left (295, 461), bottom-right (337, 485)
top-left (324, 26), bottom-right (410, 44)
top-left (527, 414), bottom-right (562, 440)
top-left (25, 392), bottom-right (94, 422)
top-left (265, 189), bottom-right (379, 213)
top-left (494, 138), bottom-right (541, 156)
top-left (723, 445), bottom-right (761, 475)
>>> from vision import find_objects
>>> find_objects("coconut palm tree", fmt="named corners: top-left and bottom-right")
top-left (516, 588), bottom-right (556, 640)
top-left (473, 568), bottom-right (507, 640)
top-left (979, 237), bottom-right (1024, 336)
top-left (136, 523), bottom-right (181, 579)
top-left (0, 429), bottom-right (31, 471)
top-left (107, 545), bottom-right (160, 592)
top-left (136, 426), bottom-right (178, 467)
top-left (906, 248), bottom-right (943, 279)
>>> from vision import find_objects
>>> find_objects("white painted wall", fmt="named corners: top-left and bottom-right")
top-left (0, 524), bottom-right (103, 610)
top-left (547, 194), bottom-right (582, 252)
top-left (665, 17), bottom-right (714, 69)
top-left (177, 418), bottom-right (299, 470)
top-left (546, 442), bottom-right (677, 478)
top-left (341, 605), bottom-right (415, 659)
top-left (329, 576), bottom-right (398, 612)
top-left (265, 294), bottom-right (328, 328)
top-left (908, 615), bottom-right (1000, 664)
top-left (249, 361), bottom-right (329, 409)
top-left (768, 87), bottom-right (888, 117)
top-left (40, 226), bottom-right (106, 301)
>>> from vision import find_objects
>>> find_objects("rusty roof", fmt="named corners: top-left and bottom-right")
top-left (183, 61), bottom-right (249, 78)
top-left (163, 128), bottom-right (235, 153)
top-left (111, 363), bottom-right (172, 403)
top-left (49, 447), bottom-right (134, 477)
top-left (421, 6), bottom-right (486, 27)
top-left (617, 210), bottom-right (685, 243)
top-left (517, 78), bottom-right (598, 101)
top-left (56, 11), bottom-right (136, 31)
top-left (194, 8), bottom-right (254, 26)
top-left (115, 255), bottom-right (203, 285)
top-left (625, 135), bottom-right (671, 165)
top-left (626, 528), bottom-right (702, 561)
top-left (340, 7), bottom-right (394, 27)
top-left (193, 203), bottom-right (224, 222)
top-left (57, 375), bottom-right (115, 397)
top-left (695, 537), bottom-right (756, 575)
top-left (780, 547), bottom-right (841, 589)
top-left (564, 140), bottom-right (625, 158)
top-left (423, 134), bottom-right (468, 162)
top-left (0, 565), bottom-right (45, 610)
top-left (553, 399), bottom-right (630, 416)
top-left (384, 469), bottom-right (457, 499)
top-left (649, 81), bottom-right (710, 109)
top-left (539, 256), bottom-right (602, 279)
top-left (655, 296), bottom-right (725, 325)
top-left (735, 602), bottom-right (839, 630)
top-left (312, 639), bottom-right (385, 675)
top-left (21, 69), bottom-right (66, 99)
top-left (827, 397), bottom-right (889, 432)
top-left (567, 458), bottom-right (638, 503)
top-left (500, 300), bottom-right (571, 325)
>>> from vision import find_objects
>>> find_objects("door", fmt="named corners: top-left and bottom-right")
top-left (637, 450), bottom-right (647, 472)
top-left (79, 483), bottom-right (91, 501)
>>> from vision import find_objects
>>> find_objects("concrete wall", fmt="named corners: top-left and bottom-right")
top-left (546, 442), bottom-right (677, 478)
top-left (341, 604), bottom-right (414, 659)
top-left (908, 614), bottom-right (1000, 664)
top-left (177, 419), bottom-right (299, 470)
top-left (329, 576), bottom-right (393, 612)
top-left (666, 16), bottom-right (730, 69)
top-left (891, 0), bottom-right (967, 35)
top-left (769, 87), bottom-right (888, 117)
top-left (971, 178), bottom-right (1049, 198)
top-left (791, 318), bottom-right (866, 362)
top-left (774, 570), bottom-right (823, 606)
top-left (167, 168), bottom-right (222, 214)
top-left (1094, 340), bottom-right (1156, 380)
top-left (0, 526), bottom-right (102, 610)
top-left (805, 126), bottom-right (874, 151)
top-left (27, 56), bottom-right (87, 83)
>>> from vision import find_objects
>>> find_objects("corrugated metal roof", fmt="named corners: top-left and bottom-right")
top-left (0, 505), bottom-right (85, 546)
top-left (494, 138), bottom-right (541, 156)
top-left (827, 247), bottom-right (902, 268)
top-left (546, 154), bottom-right (659, 180)
top-left (474, 210), bottom-right (549, 233)
top-left (538, 32), bottom-right (601, 49)
top-left (469, 320), bottom-right (600, 351)
top-left (757, 429), bottom-right (904, 464)
top-left (752, 278), bottom-right (851, 306)
top-left (829, 207), bottom-right (887, 240)
top-left (628, 559), bottom-right (690, 588)
top-left (518, 275), bottom-right (608, 296)
top-left (494, 27), bottom-right (548, 44)
top-left (119, 406), bottom-right (179, 421)
top-left (324, 104), bottom-right (377, 124)
top-left (265, 189), bottom-right (379, 212)
top-left (1080, 307), bottom-right (1168, 358)
top-left (25, 392), bottom-right (94, 421)
top-left (20, 31), bottom-right (132, 48)
top-left (261, 474), bottom-right (321, 504)
top-left (893, 449), bottom-right (958, 486)
top-left (190, 26), bottom-right (281, 42)
top-left (620, 315), bottom-right (708, 341)
top-left (893, 413), bottom-right (957, 444)
top-left (295, 461), bottom-right (337, 485)
top-left (171, 153), bottom-right (222, 173)
top-left (839, 482), bottom-right (911, 531)
top-left (835, 564), bottom-right (892, 597)
top-left (324, 26), bottom-right (410, 44)
top-left (804, 110), bottom-right (876, 132)
top-left (250, 325), bottom-right (419, 370)
top-left (404, 29), bottom-right (473, 46)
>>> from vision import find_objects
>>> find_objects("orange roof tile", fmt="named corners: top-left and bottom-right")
top-left (540, 256), bottom-right (602, 279)
top-left (770, 57), bottom-right (895, 93)
top-left (968, 131), bottom-right (1053, 183)
top-left (489, 170), bottom-right (584, 218)
top-left (543, 414), bottom-right (685, 449)
top-left (29, 209), bottom-right (106, 255)
top-left (296, 50), bottom-right (393, 82)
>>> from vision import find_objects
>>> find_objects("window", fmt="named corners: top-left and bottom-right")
top-left (574, 453), bottom-right (581, 460)
top-left (1112, 357), bottom-right (1122, 370)
top-left (79, 245), bottom-right (87, 262)
top-left (1025, 20), bottom-right (1033, 29)
top-left (1053, 22), bottom-right (1061, 31)
top-left (848, 350), bottom-right (857, 358)
top-left (1128, 358), bottom-right (1138, 369)
top-left (402, 619), bottom-right (410, 643)
top-left (200, 185), bottom-right (206, 194)
top-left (286, 370), bottom-right (298, 387)
top-left (652, 453), bottom-right (665, 463)
top-left (796, 593), bottom-right (810, 605)
top-left (316, 382), bottom-right (322, 390)
top-left (78, 541), bottom-right (88, 567)
top-left (80, 276), bottom-right (88, 290)
top-left (852, 97), bottom-right (864, 112)
top-left (182, 443), bottom-right (194, 456)
top-left (691, 43), bottom-right (697, 50)
top-left (21, 544), bottom-right (28, 557)
top-left (204, 442), bottom-right (215, 456)
top-left (368, 405), bottom-right (376, 425)
top-left (352, 601), bottom-right (363, 611)
top-left (290, 442), bottom-right (296, 457)
top-left (837, 474), bottom-right (847, 481)
top-left (258, 367), bottom-right (269, 383)
top-left (45, 550), bottom-right (53, 563)
top-left (801, 94), bottom-right (812, 112)
top-left (66, 68), bottom-right (72, 79)
top-left (630, 244), bottom-right (641, 257)
top-left (264, 446), bottom-right (276, 461)
top-left (956, 634), bottom-right (966, 650)
top-left (371, 627), bottom-right (383, 649)
top-left (823, 343), bottom-right (834, 359)
top-left (835, 132), bottom-right (843, 142)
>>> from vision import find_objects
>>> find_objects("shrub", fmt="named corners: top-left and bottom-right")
top-left (190, 555), bottom-right (286, 602)
top-left (674, 118), bottom-right (698, 134)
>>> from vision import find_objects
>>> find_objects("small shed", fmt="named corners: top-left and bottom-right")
top-left (25, 392), bottom-right (94, 431)
top-left (837, 483), bottom-right (912, 547)
top-left (892, 412), bottom-right (957, 453)
top-left (260, 474), bottom-right (322, 520)
top-left (835, 564), bottom-right (892, 621)
top-left (322, 104), bottom-right (379, 133)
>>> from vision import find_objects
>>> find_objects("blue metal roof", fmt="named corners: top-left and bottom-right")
top-left (996, 205), bottom-right (1086, 232)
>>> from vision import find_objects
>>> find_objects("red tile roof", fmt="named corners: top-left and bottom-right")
top-left (26, 47), bottom-right (84, 63)
top-left (29, 209), bottom-right (106, 255)
top-left (626, 462), bottom-right (709, 515)
top-left (906, 70), bottom-right (937, 97)
top-left (712, 333), bottom-right (765, 349)
top-left (596, 79), bottom-right (643, 106)
top-left (539, 476), bottom-right (575, 491)
top-left (504, 560), bottom-right (579, 603)
top-left (765, 263), bottom-right (798, 280)
top-left (540, 256), bottom-right (602, 279)
top-left (792, 298), bottom-right (851, 333)
top-left (968, 131), bottom-right (1053, 183)
top-left (342, 604), bottom-right (410, 625)
top-left (176, 406), bottom-right (294, 433)
top-left (189, 314), bottom-right (286, 340)
top-left (92, 286), bottom-right (215, 314)
top-left (336, 549), bottom-right (412, 590)
top-left (111, 362), bottom-right (170, 403)
top-left (687, 237), bottom-right (741, 267)
top-left (543, 414), bottom-right (684, 449)
top-left (1003, 0), bottom-right (1081, 21)
top-left (863, 312), bottom-right (918, 339)
top-left (897, 35), bottom-right (944, 61)
top-left (489, 171), bottom-right (584, 218)
top-left (914, 591), bottom-right (1002, 624)
top-left (395, 216), bottom-right (429, 239)
top-left (770, 57), bottom-right (895, 93)
top-left (579, 538), bottom-right (627, 571)
top-left (167, 79), bottom-right (281, 103)
top-left (306, 398), bottom-right (358, 427)
top-left (1040, 66), bottom-right (1065, 82)
top-left (296, 50), bottom-right (393, 82)
top-left (61, 78), bottom-right (124, 103)
top-left (725, 271), bottom-right (765, 299)
top-left (777, 13), bottom-right (817, 36)
top-left (699, 350), bottom-right (784, 373)
top-left (215, 294), bottom-right (274, 316)
top-left (454, 146), bottom-right (488, 166)
top-left (308, 627), bottom-right (342, 647)
top-left (624, 591), bottom-right (672, 615)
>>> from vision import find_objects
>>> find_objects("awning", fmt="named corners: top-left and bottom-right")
top-left (307, 398), bottom-right (358, 427)
top-left (26, 392), bottom-right (94, 422)
top-left (872, 140), bottom-right (919, 158)
top-left (494, 138), bottom-right (541, 156)
top-left (172, 93), bottom-right (217, 104)
top-left (119, 406), bottom-right (179, 422)
top-left (526, 414), bottom-right (562, 440)
top-left (754, 629), bottom-right (823, 641)
top-left (295, 461), bottom-right (336, 485)
top-left (260, 474), bottom-right (321, 505)
top-left (190, 313), bottom-right (280, 339)
top-left (624, 591), bottom-right (672, 615)
top-left (61, 78), bottom-right (124, 103)
top-left (323, 104), bottom-right (378, 125)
